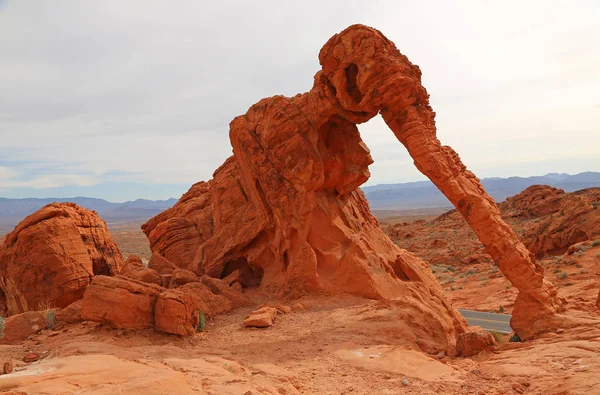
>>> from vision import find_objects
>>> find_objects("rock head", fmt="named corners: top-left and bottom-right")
top-left (0, 202), bottom-right (123, 316)
top-left (142, 24), bottom-right (562, 340)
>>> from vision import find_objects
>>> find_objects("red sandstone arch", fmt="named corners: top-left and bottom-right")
top-left (143, 24), bottom-right (562, 340)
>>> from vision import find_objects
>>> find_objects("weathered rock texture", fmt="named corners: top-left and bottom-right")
top-left (81, 275), bottom-right (164, 330)
top-left (455, 331), bottom-right (499, 357)
top-left (503, 186), bottom-right (600, 258)
top-left (142, 24), bottom-right (561, 339)
top-left (0, 203), bottom-right (123, 316)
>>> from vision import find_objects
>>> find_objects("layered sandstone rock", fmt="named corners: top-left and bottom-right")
top-left (521, 188), bottom-right (600, 258)
top-left (81, 276), bottom-right (164, 330)
top-left (455, 331), bottom-right (499, 357)
top-left (0, 311), bottom-right (46, 344)
top-left (0, 203), bottom-right (123, 316)
top-left (120, 255), bottom-right (162, 286)
top-left (143, 24), bottom-right (561, 340)
top-left (154, 282), bottom-right (233, 336)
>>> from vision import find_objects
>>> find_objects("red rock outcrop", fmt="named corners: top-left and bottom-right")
top-left (520, 188), bottom-right (600, 258)
top-left (0, 203), bottom-right (123, 316)
top-left (143, 24), bottom-right (561, 340)
top-left (0, 311), bottom-right (46, 344)
top-left (120, 254), bottom-right (162, 286)
top-left (154, 282), bottom-right (233, 336)
top-left (500, 185), bottom-right (565, 219)
top-left (81, 275), bottom-right (164, 330)
top-left (455, 331), bottom-right (499, 357)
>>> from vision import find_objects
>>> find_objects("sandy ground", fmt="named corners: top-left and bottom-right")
top-left (1, 292), bottom-right (599, 394)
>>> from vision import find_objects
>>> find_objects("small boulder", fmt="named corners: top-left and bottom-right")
top-left (169, 268), bottom-right (199, 288)
top-left (56, 299), bottom-right (83, 324)
top-left (23, 352), bottom-right (41, 363)
top-left (456, 330), bottom-right (499, 357)
top-left (2, 360), bottom-right (13, 374)
top-left (0, 311), bottom-right (45, 344)
top-left (120, 255), bottom-right (162, 286)
top-left (244, 307), bottom-right (278, 328)
top-left (201, 276), bottom-right (251, 307)
top-left (81, 275), bottom-right (165, 329)
top-left (155, 282), bottom-right (233, 336)
top-left (148, 253), bottom-right (178, 275)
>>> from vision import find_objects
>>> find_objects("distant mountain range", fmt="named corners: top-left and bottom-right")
top-left (2, 171), bottom-right (599, 234)
top-left (0, 197), bottom-right (178, 233)
top-left (363, 171), bottom-right (600, 210)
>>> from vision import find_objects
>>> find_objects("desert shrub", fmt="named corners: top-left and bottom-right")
top-left (553, 269), bottom-right (561, 274)
top-left (465, 270), bottom-right (475, 277)
top-left (0, 316), bottom-right (4, 338)
top-left (509, 333), bottom-right (521, 343)
top-left (556, 271), bottom-right (568, 280)
top-left (487, 330), bottom-right (505, 344)
top-left (498, 305), bottom-right (505, 313)
top-left (43, 310), bottom-right (56, 329)
top-left (195, 310), bottom-right (206, 332)
top-left (592, 240), bottom-right (600, 247)
top-left (38, 300), bottom-right (56, 329)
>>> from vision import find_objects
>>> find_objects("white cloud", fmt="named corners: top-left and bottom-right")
top-left (0, 0), bottom-right (598, 199)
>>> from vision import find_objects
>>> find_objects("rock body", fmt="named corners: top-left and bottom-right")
top-left (143, 25), bottom-right (561, 340)
top-left (0, 203), bottom-right (123, 316)
top-left (503, 186), bottom-right (600, 258)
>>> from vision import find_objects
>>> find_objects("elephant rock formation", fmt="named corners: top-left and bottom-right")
top-left (143, 24), bottom-right (562, 339)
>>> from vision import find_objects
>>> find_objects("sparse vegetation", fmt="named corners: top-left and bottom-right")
top-left (38, 300), bottom-right (56, 329)
top-left (487, 330), bottom-right (505, 344)
top-left (498, 306), bottom-right (504, 313)
top-left (0, 316), bottom-right (4, 339)
top-left (196, 310), bottom-right (206, 332)
top-left (556, 271), bottom-right (568, 280)
top-left (592, 240), bottom-right (600, 247)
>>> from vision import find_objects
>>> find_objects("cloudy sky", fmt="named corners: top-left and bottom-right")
top-left (1, 1), bottom-right (598, 202)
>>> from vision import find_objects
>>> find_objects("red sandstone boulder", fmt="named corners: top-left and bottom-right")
top-left (81, 276), bottom-right (164, 329)
top-left (0, 311), bottom-right (45, 344)
top-left (155, 282), bottom-right (234, 336)
top-left (120, 255), bottom-right (161, 286)
top-left (168, 268), bottom-right (199, 288)
top-left (456, 331), bottom-right (499, 357)
top-left (200, 276), bottom-right (251, 307)
top-left (243, 307), bottom-right (278, 328)
top-left (148, 253), bottom-right (178, 275)
top-left (0, 203), bottom-right (123, 316)
top-left (56, 300), bottom-right (83, 324)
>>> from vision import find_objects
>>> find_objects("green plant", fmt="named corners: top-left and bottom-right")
top-left (556, 271), bottom-right (568, 280)
top-left (0, 316), bottom-right (4, 339)
top-left (43, 310), bottom-right (56, 329)
top-left (195, 310), bottom-right (206, 332)
top-left (487, 330), bottom-right (505, 344)
top-left (498, 305), bottom-right (504, 313)
top-left (592, 240), bottom-right (600, 247)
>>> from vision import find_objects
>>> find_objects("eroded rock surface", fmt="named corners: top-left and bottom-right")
top-left (0, 203), bottom-right (123, 316)
top-left (142, 24), bottom-right (562, 339)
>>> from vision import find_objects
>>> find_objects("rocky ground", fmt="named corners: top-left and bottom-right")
top-left (1, 185), bottom-right (598, 394)
top-left (381, 186), bottom-right (600, 315)
top-left (1, 294), bottom-right (599, 394)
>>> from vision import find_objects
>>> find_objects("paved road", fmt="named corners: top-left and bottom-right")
top-left (458, 309), bottom-right (512, 334)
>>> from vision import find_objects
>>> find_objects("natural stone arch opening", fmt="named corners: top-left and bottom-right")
top-left (144, 24), bottom-right (563, 340)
